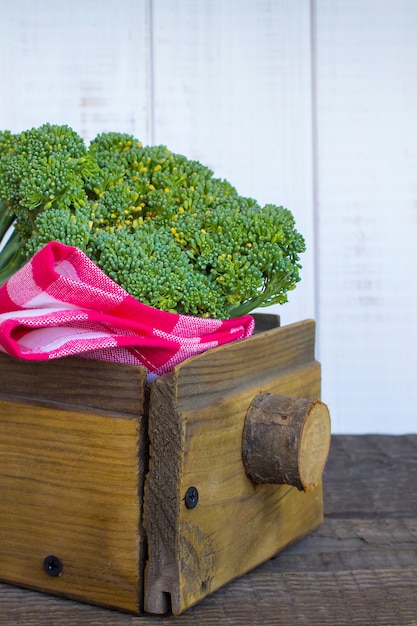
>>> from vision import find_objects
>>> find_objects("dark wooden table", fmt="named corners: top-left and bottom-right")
top-left (1, 435), bottom-right (416, 625)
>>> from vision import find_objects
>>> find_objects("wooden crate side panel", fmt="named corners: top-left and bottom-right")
top-left (144, 321), bottom-right (323, 614)
top-left (177, 484), bottom-right (323, 612)
top-left (172, 320), bottom-right (317, 410)
top-left (176, 380), bottom-right (323, 612)
top-left (0, 353), bottom-right (147, 416)
top-left (0, 400), bottom-right (144, 613)
top-left (144, 377), bottom-right (185, 614)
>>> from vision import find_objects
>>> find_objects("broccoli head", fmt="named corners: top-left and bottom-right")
top-left (0, 124), bottom-right (306, 319)
top-left (0, 123), bottom-right (98, 283)
top-left (0, 123), bottom-right (95, 216)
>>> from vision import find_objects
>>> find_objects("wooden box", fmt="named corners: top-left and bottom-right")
top-left (0, 318), bottom-right (330, 615)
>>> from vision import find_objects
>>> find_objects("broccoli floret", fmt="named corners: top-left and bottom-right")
top-left (89, 224), bottom-right (224, 316)
top-left (159, 200), bottom-right (305, 317)
top-left (25, 205), bottom-right (94, 259)
top-left (0, 124), bottom-right (98, 281)
top-left (0, 131), bottom-right (17, 237)
top-left (87, 134), bottom-right (238, 222)
top-left (0, 123), bottom-right (94, 215)
top-left (0, 125), bottom-right (306, 319)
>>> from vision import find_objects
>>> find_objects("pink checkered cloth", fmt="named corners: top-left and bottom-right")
top-left (0, 241), bottom-right (254, 381)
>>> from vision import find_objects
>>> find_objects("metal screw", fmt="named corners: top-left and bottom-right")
top-left (185, 486), bottom-right (199, 509)
top-left (43, 555), bottom-right (63, 577)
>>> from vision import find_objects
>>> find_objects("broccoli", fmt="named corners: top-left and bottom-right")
top-left (0, 123), bottom-right (306, 319)
top-left (0, 131), bottom-right (26, 284)
top-left (0, 124), bottom-right (97, 283)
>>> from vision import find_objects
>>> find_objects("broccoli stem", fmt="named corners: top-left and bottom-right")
top-left (228, 273), bottom-right (290, 318)
top-left (0, 201), bottom-right (15, 241)
top-left (0, 228), bottom-right (26, 286)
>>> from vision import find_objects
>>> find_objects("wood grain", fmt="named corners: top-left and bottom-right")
top-left (144, 320), bottom-right (324, 614)
top-left (1, 435), bottom-right (414, 624)
top-left (0, 353), bottom-right (146, 416)
top-left (242, 393), bottom-right (331, 489)
top-left (0, 361), bottom-right (148, 613)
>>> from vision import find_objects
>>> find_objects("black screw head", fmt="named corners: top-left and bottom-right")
top-left (43, 555), bottom-right (63, 577)
top-left (185, 486), bottom-right (199, 509)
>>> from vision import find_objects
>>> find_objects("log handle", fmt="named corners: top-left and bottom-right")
top-left (242, 393), bottom-right (331, 491)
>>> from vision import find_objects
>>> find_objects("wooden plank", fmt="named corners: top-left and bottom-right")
top-left (1, 566), bottom-right (417, 626)
top-left (252, 312), bottom-right (280, 333)
top-left (151, 0), bottom-right (315, 326)
top-left (314, 0), bottom-right (417, 433)
top-left (0, 398), bottom-right (145, 614)
top-left (270, 515), bottom-right (417, 572)
top-left (0, 0), bottom-right (152, 144)
top-left (144, 321), bottom-right (324, 614)
top-left (226, 568), bottom-right (417, 626)
top-left (323, 434), bottom-right (417, 518)
top-left (162, 319), bottom-right (319, 409)
top-left (0, 353), bottom-right (147, 416)
top-left (0, 435), bottom-right (416, 623)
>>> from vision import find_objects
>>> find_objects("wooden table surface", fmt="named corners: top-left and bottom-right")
top-left (1, 435), bottom-right (416, 625)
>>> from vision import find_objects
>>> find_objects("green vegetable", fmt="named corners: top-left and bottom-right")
top-left (0, 123), bottom-right (306, 319)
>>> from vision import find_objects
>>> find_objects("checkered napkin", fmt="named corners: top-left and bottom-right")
top-left (0, 241), bottom-right (254, 381)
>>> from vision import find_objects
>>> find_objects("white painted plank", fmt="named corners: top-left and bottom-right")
top-left (2, 0), bottom-right (415, 434)
top-left (151, 0), bottom-right (315, 325)
top-left (0, 0), bottom-right (151, 144)
top-left (315, 0), bottom-right (417, 433)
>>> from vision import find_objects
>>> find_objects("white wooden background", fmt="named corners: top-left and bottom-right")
top-left (1, 0), bottom-right (416, 434)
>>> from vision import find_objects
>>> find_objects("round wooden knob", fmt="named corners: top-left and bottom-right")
top-left (242, 392), bottom-right (331, 491)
